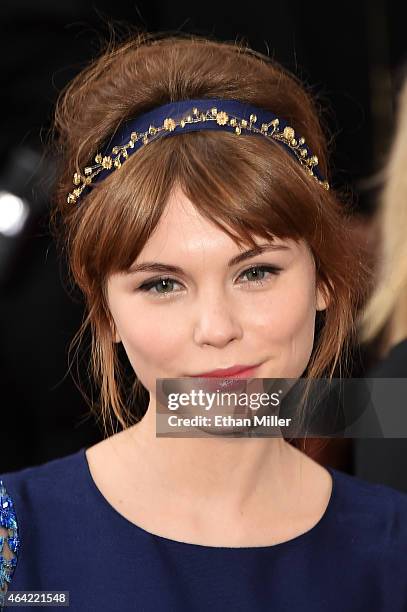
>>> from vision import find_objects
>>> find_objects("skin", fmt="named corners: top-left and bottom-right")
top-left (86, 184), bottom-right (332, 547)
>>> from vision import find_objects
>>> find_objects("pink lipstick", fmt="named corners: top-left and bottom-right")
top-left (190, 364), bottom-right (260, 378)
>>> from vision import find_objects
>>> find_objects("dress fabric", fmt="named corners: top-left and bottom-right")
top-left (1, 447), bottom-right (407, 611)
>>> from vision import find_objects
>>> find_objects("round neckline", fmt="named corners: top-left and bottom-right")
top-left (80, 446), bottom-right (338, 551)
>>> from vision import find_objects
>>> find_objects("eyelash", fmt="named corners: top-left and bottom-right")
top-left (137, 264), bottom-right (283, 298)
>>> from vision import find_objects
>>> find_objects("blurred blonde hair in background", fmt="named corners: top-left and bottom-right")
top-left (358, 76), bottom-right (407, 357)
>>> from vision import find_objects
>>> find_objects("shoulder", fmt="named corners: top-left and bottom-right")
top-left (0, 448), bottom-right (87, 544)
top-left (0, 449), bottom-right (88, 597)
top-left (0, 479), bottom-right (20, 605)
top-left (330, 466), bottom-right (407, 556)
top-left (1, 452), bottom-right (82, 603)
top-left (0, 449), bottom-right (85, 507)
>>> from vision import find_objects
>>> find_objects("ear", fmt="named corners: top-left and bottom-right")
top-left (316, 282), bottom-right (330, 312)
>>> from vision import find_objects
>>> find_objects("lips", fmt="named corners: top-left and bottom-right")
top-left (185, 364), bottom-right (263, 397)
top-left (190, 364), bottom-right (261, 378)
top-left (196, 377), bottom-right (249, 393)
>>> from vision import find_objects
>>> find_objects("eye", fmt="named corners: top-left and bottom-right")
top-left (238, 265), bottom-right (282, 287)
top-left (137, 264), bottom-right (283, 298)
top-left (137, 277), bottom-right (183, 297)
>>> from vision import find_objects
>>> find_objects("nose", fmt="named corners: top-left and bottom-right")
top-left (192, 289), bottom-right (243, 348)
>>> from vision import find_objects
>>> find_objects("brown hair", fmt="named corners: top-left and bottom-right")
top-left (50, 31), bottom-right (372, 442)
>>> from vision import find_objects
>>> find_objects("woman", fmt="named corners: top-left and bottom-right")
top-left (354, 74), bottom-right (407, 491)
top-left (1, 32), bottom-right (407, 611)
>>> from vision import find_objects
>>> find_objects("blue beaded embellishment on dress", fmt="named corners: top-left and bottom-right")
top-left (0, 480), bottom-right (20, 608)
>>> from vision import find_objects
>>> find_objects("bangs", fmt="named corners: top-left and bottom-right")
top-left (80, 130), bottom-right (326, 279)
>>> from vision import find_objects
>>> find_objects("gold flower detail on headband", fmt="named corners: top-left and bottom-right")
top-left (216, 111), bottom-right (229, 125)
top-left (67, 107), bottom-right (329, 204)
top-left (163, 118), bottom-right (176, 131)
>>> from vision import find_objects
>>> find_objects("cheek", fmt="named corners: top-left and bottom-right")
top-left (115, 303), bottom-right (185, 374)
top-left (255, 280), bottom-right (317, 374)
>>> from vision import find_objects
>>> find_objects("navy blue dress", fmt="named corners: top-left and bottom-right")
top-left (1, 447), bottom-right (407, 611)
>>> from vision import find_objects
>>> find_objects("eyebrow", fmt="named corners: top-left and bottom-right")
top-left (125, 244), bottom-right (290, 276)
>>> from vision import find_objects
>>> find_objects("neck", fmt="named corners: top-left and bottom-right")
top-left (118, 396), bottom-right (305, 518)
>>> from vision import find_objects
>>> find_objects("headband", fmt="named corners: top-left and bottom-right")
top-left (67, 98), bottom-right (330, 205)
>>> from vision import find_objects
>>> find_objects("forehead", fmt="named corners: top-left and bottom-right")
top-left (140, 185), bottom-right (303, 258)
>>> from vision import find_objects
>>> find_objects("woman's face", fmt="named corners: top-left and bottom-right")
top-left (106, 185), bottom-right (328, 395)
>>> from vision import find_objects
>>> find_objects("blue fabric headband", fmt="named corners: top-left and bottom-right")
top-left (68, 98), bottom-right (329, 205)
